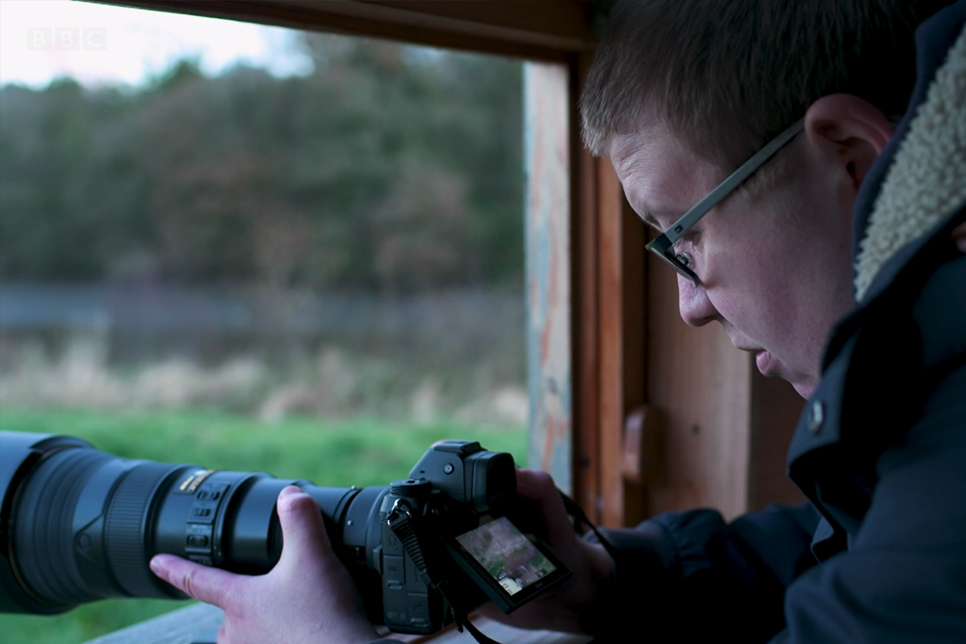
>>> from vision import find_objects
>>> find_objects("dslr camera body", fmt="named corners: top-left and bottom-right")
top-left (0, 432), bottom-right (570, 635)
top-left (368, 441), bottom-right (568, 632)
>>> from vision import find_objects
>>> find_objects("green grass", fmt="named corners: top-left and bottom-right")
top-left (0, 406), bottom-right (527, 644)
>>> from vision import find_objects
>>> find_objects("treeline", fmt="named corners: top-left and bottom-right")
top-left (0, 34), bottom-right (524, 292)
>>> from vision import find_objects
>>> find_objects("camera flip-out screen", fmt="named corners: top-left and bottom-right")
top-left (447, 516), bottom-right (571, 613)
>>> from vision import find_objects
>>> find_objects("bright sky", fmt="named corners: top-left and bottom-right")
top-left (0, 0), bottom-right (313, 88)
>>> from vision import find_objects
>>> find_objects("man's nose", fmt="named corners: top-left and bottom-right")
top-left (677, 274), bottom-right (717, 327)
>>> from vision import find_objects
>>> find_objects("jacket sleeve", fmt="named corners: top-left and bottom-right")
top-left (770, 363), bottom-right (966, 644)
top-left (585, 502), bottom-right (819, 642)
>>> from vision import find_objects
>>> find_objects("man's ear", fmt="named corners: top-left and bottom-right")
top-left (804, 94), bottom-right (894, 189)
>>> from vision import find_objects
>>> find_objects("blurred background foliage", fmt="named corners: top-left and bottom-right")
top-left (0, 32), bottom-right (524, 292)
top-left (0, 31), bottom-right (527, 426)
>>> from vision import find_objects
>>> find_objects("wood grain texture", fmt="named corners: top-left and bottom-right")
top-left (574, 114), bottom-right (602, 520)
top-left (644, 260), bottom-right (752, 521)
top-left (595, 158), bottom-right (628, 528)
top-left (90, 1), bottom-right (596, 61)
top-left (525, 62), bottom-right (574, 493)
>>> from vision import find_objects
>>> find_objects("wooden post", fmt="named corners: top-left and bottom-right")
top-left (525, 61), bottom-right (574, 493)
top-left (570, 52), bottom-right (647, 526)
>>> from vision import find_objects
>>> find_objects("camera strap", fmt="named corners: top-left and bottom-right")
top-left (386, 501), bottom-right (501, 644)
top-left (558, 492), bottom-right (621, 563)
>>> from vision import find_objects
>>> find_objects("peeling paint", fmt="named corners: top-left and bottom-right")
top-left (524, 62), bottom-right (572, 493)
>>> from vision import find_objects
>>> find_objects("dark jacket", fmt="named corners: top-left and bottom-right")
top-left (594, 2), bottom-right (966, 642)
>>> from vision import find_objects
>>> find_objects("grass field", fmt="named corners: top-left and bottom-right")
top-left (0, 406), bottom-right (527, 644)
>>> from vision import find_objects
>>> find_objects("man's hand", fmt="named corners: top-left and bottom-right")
top-left (150, 486), bottom-right (378, 644)
top-left (479, 468), bottom-right (614, 634)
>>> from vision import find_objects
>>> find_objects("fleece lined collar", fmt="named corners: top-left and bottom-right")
top-left (854, 22), bottom-right (966, 302)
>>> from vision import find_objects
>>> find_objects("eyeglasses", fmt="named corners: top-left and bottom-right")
top-left (645, 118), bottom-right (806, 284)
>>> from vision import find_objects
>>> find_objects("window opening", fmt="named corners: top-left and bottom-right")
top-left (0, 2), bottom-right (527, 641)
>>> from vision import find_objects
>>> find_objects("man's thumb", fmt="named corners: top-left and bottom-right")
top-left (275, 486), bottom-right (332, 566)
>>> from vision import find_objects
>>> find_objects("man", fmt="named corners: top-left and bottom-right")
top-left (150, 1), bottom-right (966, 642)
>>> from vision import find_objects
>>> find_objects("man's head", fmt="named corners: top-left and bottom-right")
top-left (581, 1), bottom-right (946, 398)
top-left (581, 0), bottom-right (938, 167)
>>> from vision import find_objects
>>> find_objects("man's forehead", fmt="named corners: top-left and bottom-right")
top-left (608, 120), bottom-right (670, 170)
top-left (607, 124), bottom-right (707, 231)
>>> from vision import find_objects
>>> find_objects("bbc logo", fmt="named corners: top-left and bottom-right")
top-left (28, 28), bottom-right (107, 51)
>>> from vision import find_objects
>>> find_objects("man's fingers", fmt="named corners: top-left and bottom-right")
top-left (150, 553), bottom-right (239, 607)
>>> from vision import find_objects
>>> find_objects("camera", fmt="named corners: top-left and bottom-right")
top-left (0, 431), bottom-right (570, 635)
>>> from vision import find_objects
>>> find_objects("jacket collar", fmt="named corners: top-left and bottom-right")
top-left (852, 2), bottom-right (966, 303)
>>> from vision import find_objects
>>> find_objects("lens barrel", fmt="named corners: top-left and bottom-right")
top-left (0, 431), bottom-right (385, 615)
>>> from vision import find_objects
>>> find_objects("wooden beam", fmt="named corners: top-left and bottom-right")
top-left (88, 0), bottom-right (596, 61)
top-left (573, 59), bottom-right (602, 519)
top-left (571, 53), bottom-right (647, 528)
top-left (569, 54), bottom-right (607, 525)
top-left (617, 194), bottom-right (647, 526)
top-left (596, 154), bottom-right (627, 527)
top-left (525, 61), bottom-right (574, 492)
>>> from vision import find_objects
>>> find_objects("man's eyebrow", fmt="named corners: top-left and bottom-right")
top-left (631, 200), bottom-right (669, 232)
top-left (637, 208), bottom-right (663, 232)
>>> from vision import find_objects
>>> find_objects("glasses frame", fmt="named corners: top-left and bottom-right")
top-left (644, 118), bottom-right (806, 284)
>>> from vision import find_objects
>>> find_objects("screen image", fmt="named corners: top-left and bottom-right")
top-left (454, 516), bottom-right (557, 596)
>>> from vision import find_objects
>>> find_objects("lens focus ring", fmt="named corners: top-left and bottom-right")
top-left (105, 462), bottom-right (180, 596)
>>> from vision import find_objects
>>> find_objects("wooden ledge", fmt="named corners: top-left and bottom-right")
top-left (81, 603), bottom-right (593, 644)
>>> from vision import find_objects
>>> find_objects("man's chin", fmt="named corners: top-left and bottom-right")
top-left (756, 351), bottom-right (817, 399)
top-left (755, 350), bottom-right (777, 376)
top-left (791, 381), bottom-right (817, 399)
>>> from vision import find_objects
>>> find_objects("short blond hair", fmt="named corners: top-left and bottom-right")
top-left (580, 0), bottom-right (947, 168)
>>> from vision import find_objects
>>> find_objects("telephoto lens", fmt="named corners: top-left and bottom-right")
top-left (0, 431), bottom-right (386, 616)
top-left (1, 431), bottom-right (569, 637)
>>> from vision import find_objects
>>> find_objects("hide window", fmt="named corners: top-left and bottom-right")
top-left (0, 2), bottom-right (530, 640)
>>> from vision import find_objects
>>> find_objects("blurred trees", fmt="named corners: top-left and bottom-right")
top-left (0, 34), bottom-right (524, 293)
